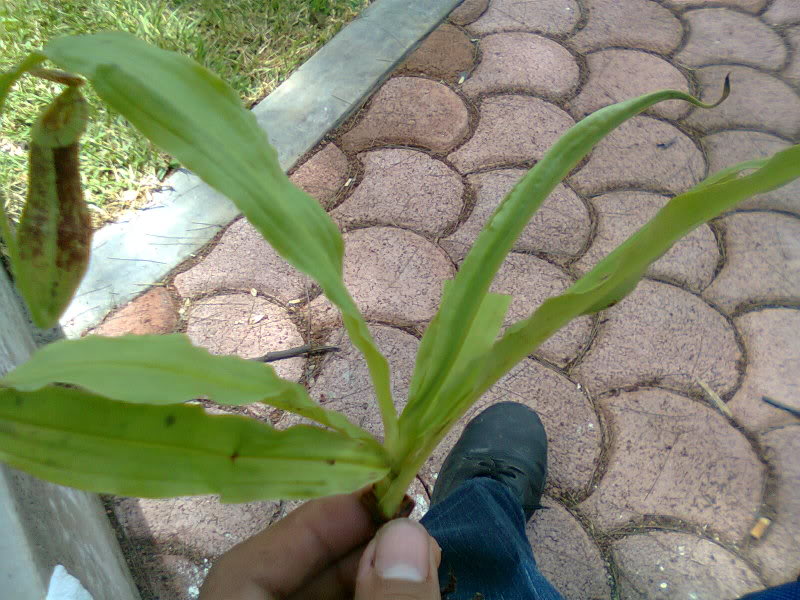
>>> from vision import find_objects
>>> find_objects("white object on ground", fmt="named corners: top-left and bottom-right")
top-left (46, 565), bottom-right (94, 600)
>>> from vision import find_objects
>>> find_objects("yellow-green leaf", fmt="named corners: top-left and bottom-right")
top-left (0, 386), bottom-right (388, 501)
top-left (1, 334), bottom-right (375, 444)
top-left (41, 31), bottom-right (398, 454)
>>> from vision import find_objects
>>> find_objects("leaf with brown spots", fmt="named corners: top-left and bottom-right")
top-left (14, 85), bottom-right (91, 328)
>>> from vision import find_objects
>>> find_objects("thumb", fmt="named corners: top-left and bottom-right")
top-left (355, 519), bottom-right (441, 600)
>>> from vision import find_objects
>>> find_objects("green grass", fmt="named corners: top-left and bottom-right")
top-left (0, 0), bottom-right (369, 225)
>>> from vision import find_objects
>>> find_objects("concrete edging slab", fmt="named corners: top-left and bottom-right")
top-left (0, 267), bottom-right (141, 600)
top-left (61, 0), bottom-right (464, 337)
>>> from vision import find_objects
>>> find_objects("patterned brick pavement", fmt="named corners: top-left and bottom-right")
top-left (96, 0), bottom-right (800, 597)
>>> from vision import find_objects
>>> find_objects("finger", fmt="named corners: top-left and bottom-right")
top-left (199, 491), bottom-right (376, 600)
top-left (354, 519), bottom-right (442, 600)
top-left (286, 544), bottom-right (367, 600)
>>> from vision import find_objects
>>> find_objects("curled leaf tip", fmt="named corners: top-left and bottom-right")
top-left (708, 73), bottom-right (731, 109)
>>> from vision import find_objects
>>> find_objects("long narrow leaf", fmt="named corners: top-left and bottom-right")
top-left (401, 287), bottom-right (510, 444)
top-left (408, 145), bottom-right (800, 464)
top-left (403, 82), bottom-right (729, 427)
top-left (0, 386), bottom-right (388, 501)
top-left (0, 334), bottom-right (375, 444)
top-left (41, 32), bottom-right (398, 453)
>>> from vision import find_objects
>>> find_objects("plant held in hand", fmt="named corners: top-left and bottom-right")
top-left (1, 33), bottom-right (798, 520)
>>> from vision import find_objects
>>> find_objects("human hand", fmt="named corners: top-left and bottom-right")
top-left (199, 491), bottom-right (441, 600)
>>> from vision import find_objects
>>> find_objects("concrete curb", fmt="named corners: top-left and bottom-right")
top-left (0, 267), bottom-right (140, 600)
top-left (61, 0), bottom-right (465, 337)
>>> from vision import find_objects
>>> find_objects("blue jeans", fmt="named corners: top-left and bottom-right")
top-left (420, 477), bottom-right (563, 600)
top-left (420, 476), bottom-right (800, 600)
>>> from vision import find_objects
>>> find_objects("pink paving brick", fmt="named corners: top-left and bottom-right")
top-left (528, 498), bottom-right (611, 599)
top-left (468, 0), bottom-right (580, 36)
top-left (575, 191), bottom-right (719, 292)
top-left (462, 33), bottom-right (579, 101)
top-left (92, 287), bottom-right (178, 336)
top-left (682, 66), bottom-right (800, 139)
top-left (728, 308), bottom-right (800, 432)
top-left (572, 279), bottom-right (741, 396)
top-left (676, 9), bottom-right (786, 70)
top-left (440, 170), bottom-right (590, 265)
top-left (703, 212), bottom-right (800, 313)
top-left (340, 77), bottom-right (470, 154)
top-left (580, 388), bottom-right (764, 541)
top-left (449, 95), bottom-right (574, 173)
top-left (568, 0), bottom-right (682, 55)
top-left (568, 49), bottom-right (692, 121)
top-left (569, 116), bottom-right (706, 196)
top-left (331, 148), bottom-right (463, 237)
top-left (612, 531), bottom-right (763, 599)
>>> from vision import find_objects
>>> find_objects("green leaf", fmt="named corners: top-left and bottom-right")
top-left (404, 82), bottom-right (730, 422)
top-left (0, 386), bottom-right (389, 501)
top-left (430, 144), bottom-right (800, 449)
top-left (41, 32), bottom-right (398, 454)
top-left (0, 334), bottom-right (375, 443)
top-left (13, 85), bottom-right (92, 328)
top-left (401, 287), bottom-right (510, 444)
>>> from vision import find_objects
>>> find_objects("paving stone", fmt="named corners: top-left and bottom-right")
top-left (172, 218), bottom-right (311, 303)
top-left (568, 50), bottom-right (692, 121)
top-left (612, 531), bottom-right (764, 600)
top-left (468, 0), bottom-right (580, 36)
top-left (763, 0), bottom-right (800, 26)
top-left (682, 66), bottom-right (800, 139)
top-left (420, 358), bottom-right (602, 496)
top-left (660, 0), bottom-right (766, 11)
top-left (449, 96), bottom-right (575, 173)
top-left (399, 24), bottom-right (474, 83)
top-left (568, 0), bottom-right (682, 54)
top-left (330, 149), bottom-right (463, 237)
top-left (340, 77), bottom-right (470, 154)
top-left (309, 227), bottom-right (455, 329)
top-left (309, 325), bottom-right (419, 440)
top-left (675, 9), bottom-right (786, 70)
top-left (728, 309), bottom-right (800, 432)
top-left (703, 212), bottom-right (800, 312)
top-left (569, 116), bottom-right (706, 196)
top-left (113, 496), bottom-right (280, 562)
top-left (749, 425), bottom-right (800, 585)
top-left (91, 287), bottom-right (178, 336)
top-left (289, 143), bottom-right (349, 210)
top-left (572, 279), bottom-right (741, 396)
top-left (702, 130), bottom-right (800, 215)
top-left (784, 25), bottom-right (800, 87)
top-left (492, 253), bottom-right (593, 366)
top-left (462, 33), bottom-right (579, 100)
top-left (440, 169), bottom-right (590, 265)
top-left (575, 191), bottom-right (719, 292)
top-left (449, 0), bottom-right (489, 25)
top-left (185, 293), bottom-right (305, 382)
top-left (580, 388), bottom-right (764, 540)
top-left (527, 497), bottom-right (611, 600)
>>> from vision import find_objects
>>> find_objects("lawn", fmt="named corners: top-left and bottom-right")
top-left (0, 0), bottom-right (369, 225)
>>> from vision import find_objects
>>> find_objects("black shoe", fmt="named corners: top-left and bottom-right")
top-left (430, 402), bottom-right (548, 521)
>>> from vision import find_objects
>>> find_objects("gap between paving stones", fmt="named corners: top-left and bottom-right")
top-left (59, 0), bottom-right (467, 337)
